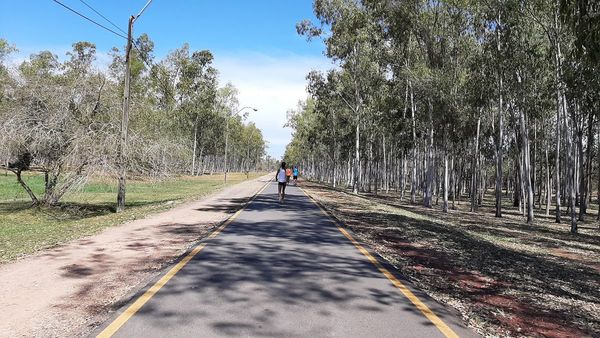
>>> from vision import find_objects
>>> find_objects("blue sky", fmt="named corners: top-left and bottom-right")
top-left (0, 0), bottom-right (331, 159)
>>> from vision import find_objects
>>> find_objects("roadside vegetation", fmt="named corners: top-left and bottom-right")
top-left (303, 181), bottom-right (600, 337)
top-left (288, 1), bottom-right (600, 335)
top-left (0, 38), bottom-right (275, 209)
top-left (288, 0), bottom-right (600, 233)
top-left (0, 35), bottom-right (275, 262)
top-left (0, 170), bottom-right (264, 262)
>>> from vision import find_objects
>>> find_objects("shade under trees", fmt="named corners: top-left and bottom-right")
top-left (286, 0), bottom-right (600, 233)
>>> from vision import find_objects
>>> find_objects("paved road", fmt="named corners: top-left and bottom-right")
top-left (96, 182), bottom-right (478, 338)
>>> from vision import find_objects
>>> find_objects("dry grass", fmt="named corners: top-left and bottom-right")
top-left (303, 181), bottom-right (600, 338)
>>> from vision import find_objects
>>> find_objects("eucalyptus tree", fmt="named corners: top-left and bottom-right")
top-left (303, 70), bottom-right (353, 187)
top-left (501, 3), bottom-right (551, 223)
top-left (0, 37), bottom-right (270, 208)
top-left (290, 0), bottom-right (597, 231)
top-left (559, 0), bottom-right (600, 223)
top-left (177, 49), bottom-right (218, 175)
top-left (298, 0), bottom-right (384, 194)
top-left (0, 39), bottom-right (17, 136)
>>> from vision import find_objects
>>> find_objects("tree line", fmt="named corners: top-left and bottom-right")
top-left (285, 0), bottom-right (600, 233)
top-left (0, 37), bottom-right (269, 207)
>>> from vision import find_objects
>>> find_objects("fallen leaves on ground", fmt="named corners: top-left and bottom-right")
top-left (304, 182), bottom-right (600, 338)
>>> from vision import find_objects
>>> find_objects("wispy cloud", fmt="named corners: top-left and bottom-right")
top-left (6, 44), bottom-right (333, 159)
top-left (213, 51), bottom-right (332, 159)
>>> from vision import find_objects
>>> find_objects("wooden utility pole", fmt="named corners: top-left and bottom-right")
top-left (224, 115), bottom-right (230, 183)
top-left (115, 1), bottom-right (152, 212)
top-left (116, 15), bottom-right (134, 213)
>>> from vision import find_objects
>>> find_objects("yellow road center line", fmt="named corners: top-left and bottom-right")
top-left (97, 181), bottom-right (270, 338)
top-left (299, 187), bottom-right (459, 338)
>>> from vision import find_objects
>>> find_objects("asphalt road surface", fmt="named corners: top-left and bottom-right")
top-left (95, 182), bottom-right (478, 338)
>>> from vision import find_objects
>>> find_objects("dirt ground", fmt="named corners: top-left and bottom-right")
top-left (303, 181), bottom-right (600, 338)
top-left (0, 175), bottom-right (270, 338)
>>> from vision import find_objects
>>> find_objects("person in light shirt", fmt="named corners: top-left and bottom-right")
top-left (275, 161), bottom-right (288, 203)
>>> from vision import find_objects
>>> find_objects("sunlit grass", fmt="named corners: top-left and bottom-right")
top-left (0, 170), bottom-right (264, 262)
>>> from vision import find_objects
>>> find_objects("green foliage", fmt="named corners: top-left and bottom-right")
top-left (289, 0), bottom-right (598, 226)
top-left (0, 37), bottom-right (269, 205)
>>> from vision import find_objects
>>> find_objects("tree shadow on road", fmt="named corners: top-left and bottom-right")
top-left (87, 187), bottom-right (469, 337)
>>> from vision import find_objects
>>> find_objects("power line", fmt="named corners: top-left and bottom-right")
top-left (52, 0), bottom-right (128, 40)
top-left (131, 42), bottom-right (155, 70)
top-left (52, 0), bottom-right (172, 102)
top-left (53, 0), bottom-right (155, 72)
top-left (129, 42), bottom-right (180, 104)
top-left (78, 0), bottom-right (127, 35)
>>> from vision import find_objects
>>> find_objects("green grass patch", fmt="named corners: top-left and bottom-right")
top-left (0, 170), bottom-right (264, 263)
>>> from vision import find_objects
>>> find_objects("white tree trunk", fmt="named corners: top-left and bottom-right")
top-left (443, 145), bottom-right (449, 212)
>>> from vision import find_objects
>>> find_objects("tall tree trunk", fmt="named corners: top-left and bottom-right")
top-left (435, 150), bottom-right (440, 205)
top-left (554, 82), bottom-right (562, 222)
top-left (552, 5), bottom-right (566, 223)
top-left (545, 138), bottom-right (551, 216)
top-left (333, 134), bottom-right (338, 188)
top-left (597, 124), bottom-right (600, 221)
top-left (410, 81), bottom-right (417, 203)
top-left (495, 16), bottom-right (504, 218)
top-left (451, 154), bottom-right (456, 209)
top-left (401, 152), bottom-right (406, 200)
top-left (383, 134), bottom-right (388, 193)
top-left (443, 141), bottom-right (449, 213)
top-left (495, 76), bottom-right (504, 217)
top-left (424, 99), bottom-right (434, 208)
top-left (564, 103), bottom-right (577, 233)
top-left (519, 105), bottom-right (534, 223)
top-left (514, 158), bottom-right (521, 208)
top-left (196, 147), bottom-right (204, 176)
top-left (579, 113), bottom-right (593, 220)
top-left (533, 122), bottom-right (538, 207)
top-left (471, 113), bottom-right (481, 212)
top-left (353, 111), bottom-right (360, 194)
top-left (348, 152), bottom-right (353, 187)
top-left (191, 119), bottom-right (198, 175)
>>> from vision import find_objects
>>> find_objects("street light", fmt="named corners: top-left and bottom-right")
top-left (224, 106), bottom-right (257, 183)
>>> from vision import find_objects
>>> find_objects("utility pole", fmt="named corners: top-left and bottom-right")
top-left (116, 15), bottom-right (134, 213)
top-left (224, 116), bottom-right (230, 183)
top-left (116, 0), bottom-right (152, 212)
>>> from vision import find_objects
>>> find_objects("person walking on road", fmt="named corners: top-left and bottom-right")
top-left (285, 166), bottom-right (292, 184)
top-left (293, 166), bottom-right (299, 185)
top-left (275, 162), bottom-right (288, 202)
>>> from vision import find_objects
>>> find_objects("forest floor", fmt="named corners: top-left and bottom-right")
top-left (0, 170), bottom-right (264, 262)
top-left (0, 173), bottom-right (271, 337)
top-left (302, 181), bottom-right (600, 338)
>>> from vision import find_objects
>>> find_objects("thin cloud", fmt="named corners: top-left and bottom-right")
top-left (6, 45), bottom-right (333, 159)
top-left (213, 51), bottom-right (332, 158)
